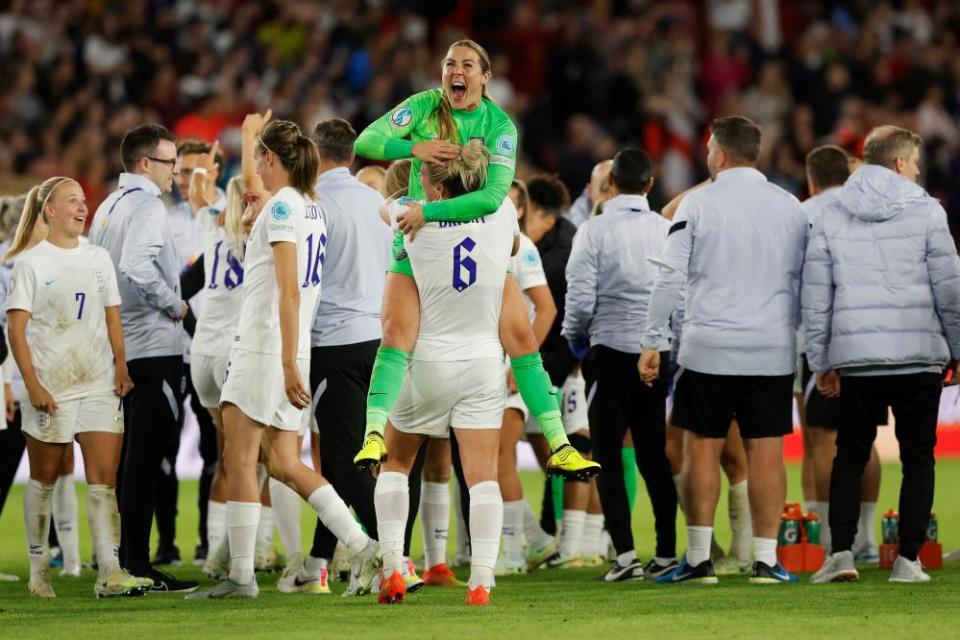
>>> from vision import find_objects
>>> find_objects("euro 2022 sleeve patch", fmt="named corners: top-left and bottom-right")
top-left (271, 200), bottom-right (292, 221)
top-left (390, 106), bottom-right (413, 128)
top-left (522, 249), bottom-right (539, 267)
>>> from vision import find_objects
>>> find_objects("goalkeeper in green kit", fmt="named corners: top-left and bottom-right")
top-left (353, 39), bottom-right (599, 480)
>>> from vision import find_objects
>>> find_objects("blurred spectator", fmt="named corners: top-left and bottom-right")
top-left (0, 0), bottom-right (957, 238)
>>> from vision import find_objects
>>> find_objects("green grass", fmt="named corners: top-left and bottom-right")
top-left (1, 462), bottom-right (958, 639)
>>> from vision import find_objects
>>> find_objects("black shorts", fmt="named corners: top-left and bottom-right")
top-left (800, 356), bottom-right (888, 429)
top-left (672, 368), bottom-right (794, 439)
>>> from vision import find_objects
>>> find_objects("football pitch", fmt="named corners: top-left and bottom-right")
top-left (1, 462), bottom-right (958, 639)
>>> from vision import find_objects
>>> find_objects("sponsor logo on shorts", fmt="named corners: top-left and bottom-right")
top-left (390, 106), bottom-right (413, 128)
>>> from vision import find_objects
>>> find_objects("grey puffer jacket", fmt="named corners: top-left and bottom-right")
top-left (802, 164), bottom-right (960, 372)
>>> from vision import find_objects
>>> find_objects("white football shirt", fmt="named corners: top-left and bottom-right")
top-left (233, 187), bottom-right (326, 358)
top-left (7, 240), bottom-right (121, 401)
top-left (192, 207), bottom-right (244, 358)
top-left (509, 232), bottom-right (547, 320)
top-left (390, 197), bottom-right (519, 361)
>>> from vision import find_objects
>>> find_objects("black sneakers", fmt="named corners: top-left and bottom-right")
top-left (595, 559), bottom-right (645, 582)
top-left (146, 568), bottom-right (199, 593)
top-left (643, 558), bottom-right (680, 579)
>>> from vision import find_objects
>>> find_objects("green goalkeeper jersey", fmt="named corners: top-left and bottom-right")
top-left (354, 88), bottom-right (518, 223)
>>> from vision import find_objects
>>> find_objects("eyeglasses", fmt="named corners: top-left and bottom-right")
top-left (146, 156), bottom-right (178, 167)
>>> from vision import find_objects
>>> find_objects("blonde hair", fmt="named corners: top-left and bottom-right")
top-left (5, 177), bottom-right (75, 261)
top-left (0, 196), bottom-right (11, 242)
top-left (435, 39), bottom-right (493, 143)
top-left (384, 159), bottom-right (412, 199)
top-left (223, 175), bottom-right (247, 261)
top-left (426, 139), bottom-right (489, 198)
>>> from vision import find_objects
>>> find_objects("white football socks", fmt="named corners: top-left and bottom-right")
top-left (86, 484), bottom-right (121, 578)
top-left (420, 481), bottom-right (449, 569)
top-left (754, 537), bottom-right (778, 567)
top-left (226, 501), bottom-right (260, 585)
top-left (854, 501), bottom-right (878, 552)
top-left (206, 501), bottom-right (227, 560)
top-left (24, 479), bottom-right (54, 576)
top-left (521, 499), bottom-right (553, 549)
top-left (687, 525), bottom-right (713, 566)
top-left (269, 478), bottom-right (302, 557)
top-left (373, 471), bottom-right (409, 575)
top-left (581, 513), bottom-right (605, 559)
top-left (307, 484), bottom-right (369, 556)
top-left (502, 500), bottom-right (526, 563)
top-left (559, 509), bottom-right (586, 560)
top-left (255, 506), bottom-right (274, 554)
top-left (468, 481), bottom-right (502, 590)
top-left (53, 473), bottom-right (80, 570)
top-left (728, 480), bottom-right (752, 561)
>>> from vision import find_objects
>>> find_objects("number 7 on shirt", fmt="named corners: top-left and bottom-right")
top-left (75, 292), bottom-right (86, 320)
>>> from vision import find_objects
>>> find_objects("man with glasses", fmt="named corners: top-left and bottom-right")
top-left (89, 124), bottom-right (198, 593)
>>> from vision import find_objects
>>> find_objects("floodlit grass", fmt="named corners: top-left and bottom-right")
top-left (1, 462), bottom-right (957, 639)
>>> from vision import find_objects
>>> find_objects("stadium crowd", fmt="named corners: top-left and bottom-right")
top-left (0, 0), bottom-right (957, 605)
top-left (1, 0), bottom-right (959, 230)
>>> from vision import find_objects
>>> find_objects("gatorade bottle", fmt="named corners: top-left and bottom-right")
top-left (778, 504), bottom-right (802, 545)
top-left (881, 509), bottom-right (899, 544)
top-left (926, 513), bottom-right (938, 542)
top-left (804, 512), bottom-right (822, 545)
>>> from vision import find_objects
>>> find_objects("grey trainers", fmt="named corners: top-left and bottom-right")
top-left (889, 555), bottom-right (931, 583)
top-left (346, 540), bottom-right (380, 596)
top-left (185, 577), bottom-right (259, 599)
top-left (810, 550), bottom-right (859, 584)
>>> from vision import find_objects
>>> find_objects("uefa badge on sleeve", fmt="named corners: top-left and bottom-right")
top-left (390, 106), bottom-right (413, 128)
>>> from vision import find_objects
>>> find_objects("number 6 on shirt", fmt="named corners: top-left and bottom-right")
top-left (75, 291), bottom-right (86, 319)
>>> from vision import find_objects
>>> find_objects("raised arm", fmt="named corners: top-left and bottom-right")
top-left (241, 110), bottom-right (269, 197)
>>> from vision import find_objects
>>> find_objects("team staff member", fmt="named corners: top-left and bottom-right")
top-left (89, 124), bottom-right (197, 593)
top-left (799, 145), bottom-right (883, 558)
top-left (564, 149), bottom-right (678, 582)
top-left (806, 126), bottom-right (960, 584)
top-left (278, 118), bottom-right (392, 594)
top-left (640, 116), bottom-right (808, 585)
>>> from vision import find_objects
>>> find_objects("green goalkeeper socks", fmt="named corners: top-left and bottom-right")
top-left (622, 447), bottom-right (638, 514)
top-left (364, 346), bottom-right (410, 437)
top-left (510, 352), bottom-right (570, 452)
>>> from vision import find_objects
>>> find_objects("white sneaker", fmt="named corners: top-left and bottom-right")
top-left (810, 550), bottom-right (859, 584)
top-left (494, 553), bottom-right (526, 576)
top-left (276, 552), bottom-right (304, 593)
top-left (889, 555), bottom-right (931, 583)
top-left (60, 561), bottom-right (82, 577)
top-left (853, 542), bottom-right (879, 564)
top-left (0, 571), bottom-right (19, 582)
top-left (29, 567), bottom-right (57, 598)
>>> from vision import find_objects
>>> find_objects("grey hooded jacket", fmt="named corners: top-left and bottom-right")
top-left (802, 164), bottom-right (960, 373)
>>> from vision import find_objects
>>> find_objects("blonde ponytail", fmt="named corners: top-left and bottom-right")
top-left (222, 175), bottom-right (247, 261)
top-left (5, 177), bottom-right (73, 261)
